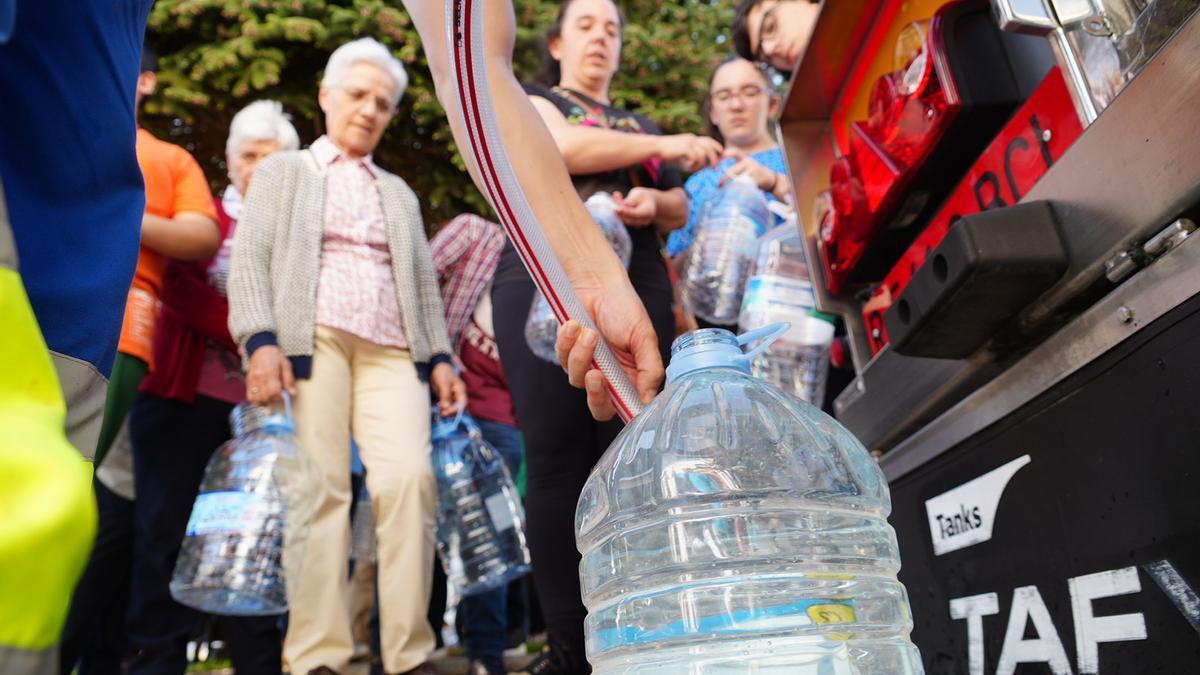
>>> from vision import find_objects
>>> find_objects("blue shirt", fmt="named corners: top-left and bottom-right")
top-left (666, 148), bottom-right (788, 258)
top-left (0, 1), bottom-right (152, 377)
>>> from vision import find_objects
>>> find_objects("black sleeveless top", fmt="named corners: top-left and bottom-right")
top-left (493, 84), bottom-right (683, 296)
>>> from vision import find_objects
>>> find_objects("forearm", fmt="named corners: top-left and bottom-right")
top-left (412, 0), bottom-right (630, 290)
top-left (554, 125), bottom-right (663, 175)
top-left (140, 213), bottom-right (220, 261)
top-left (653, 188), bottom-right (689, 234)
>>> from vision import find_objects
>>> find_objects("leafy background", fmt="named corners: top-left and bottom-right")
top-left (144, 0), bottom-right (739, 225)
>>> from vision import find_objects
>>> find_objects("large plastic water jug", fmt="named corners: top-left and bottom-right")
top-left (432, 407), bottom-right (532, 596)
top-left (576, 326), bottom-right (923, 674)
top-left (527, 192), bottom-right (632, 362)
top-left (739, 227), bottom-right (836, 405)
top-left (682, 175), bottom-right (772, 325)
top-left (171, 395), bottom-right (316, 615)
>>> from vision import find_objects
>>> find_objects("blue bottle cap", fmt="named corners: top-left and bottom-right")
top-left (665, 323), bottom-right (790, 384)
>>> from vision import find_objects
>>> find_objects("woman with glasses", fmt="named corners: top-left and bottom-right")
top-left (666, 56), bottom-right (791, 325)
top-left (732, 0), bottom-right (822, 73)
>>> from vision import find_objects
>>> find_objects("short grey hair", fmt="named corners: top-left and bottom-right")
top-left (225, 100), bottom-right (300, 156)
top-left (321, 37), bottom-right (408, 108)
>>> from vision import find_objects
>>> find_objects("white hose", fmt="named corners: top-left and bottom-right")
top-left (445, 0), bottom-right (645, 421)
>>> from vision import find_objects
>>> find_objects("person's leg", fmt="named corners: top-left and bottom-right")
top-left (59, 479), bottom-right (134, 675)
top-left (216, 615), bottom-right (283, 675)
top-left (459, 418), bottom-right (524, 671)
top-left (350, 336), bottom-right (438, 674)
top-left (493, 281), bottom-right (609, 673)
top-left (125, 393), bottom-right (236, 675)
top-left (285, 326), bottom-right (357, 675)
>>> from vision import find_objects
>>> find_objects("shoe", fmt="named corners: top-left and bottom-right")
top-left (468, 658), bottom-right (506, 675)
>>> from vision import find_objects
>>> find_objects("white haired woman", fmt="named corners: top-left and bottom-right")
top-left (228, 38), bottom-right (465, 675)
top-left (116, 100), bottom-right (299, 674)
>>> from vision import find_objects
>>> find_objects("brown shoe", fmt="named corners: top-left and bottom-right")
top-left (397, 663), bottom-right (440, 675)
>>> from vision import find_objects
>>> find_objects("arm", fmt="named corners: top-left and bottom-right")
top-left (227, 155), bottom-right (294, 405)
top-left (531, 96), bottom-right (722, 175)
top-left (140, 211), bottom-right (220, 261)
top-left (613, 187), bottom-right (689, 235)
top-left (408, 0), bottom-right (663, 419)
top-left (159, 261), bottom-right (236, 351)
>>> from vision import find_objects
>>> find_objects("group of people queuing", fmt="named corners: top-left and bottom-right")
top-left (0, 0), bottom-right (826, 674)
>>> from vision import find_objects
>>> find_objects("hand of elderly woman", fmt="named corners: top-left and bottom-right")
top-left (246, 345), bottom-right (296, 406)
top-left (431, 362), bottom-right (468, 417)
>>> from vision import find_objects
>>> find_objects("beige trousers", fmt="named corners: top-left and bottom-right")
top-left (285, 326), bottom-right (437, 675)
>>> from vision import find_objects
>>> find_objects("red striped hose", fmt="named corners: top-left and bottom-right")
top-left (446, 0), bottom-right (644, 422)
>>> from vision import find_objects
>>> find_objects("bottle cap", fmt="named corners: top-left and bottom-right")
top-left (665, 323), bottom-right (789, 383)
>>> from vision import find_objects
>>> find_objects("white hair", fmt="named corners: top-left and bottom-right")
top-left (225, 100), bottom-right (301, 156)
top-left (321, 37), bottom-right (408, 108)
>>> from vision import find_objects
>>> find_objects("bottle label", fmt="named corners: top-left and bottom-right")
top-left (186, 490), bottom-right (269, 536)
top-left (485, 492), bottom-right (518, 532)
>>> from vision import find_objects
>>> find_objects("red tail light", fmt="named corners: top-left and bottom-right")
top-left (821, 18), bottom-right (961, 293)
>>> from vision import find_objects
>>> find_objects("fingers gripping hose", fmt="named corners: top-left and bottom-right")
top-left (446, 0), bottom-right (644, 422)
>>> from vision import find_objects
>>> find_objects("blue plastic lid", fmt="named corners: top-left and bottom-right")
top-left (665, 324), bottom-right (790, 384)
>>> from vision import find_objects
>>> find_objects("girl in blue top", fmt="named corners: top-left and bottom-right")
top-left (666, 56), bottom-right (791, 259)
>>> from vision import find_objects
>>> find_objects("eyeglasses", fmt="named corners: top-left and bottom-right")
top-left (711, 85), bottom-right (768, 106)
top-left (755, 1), bottom-right (782, 63)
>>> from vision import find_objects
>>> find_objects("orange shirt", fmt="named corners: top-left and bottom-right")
top-left (117, 128), bottom-right (217, 365)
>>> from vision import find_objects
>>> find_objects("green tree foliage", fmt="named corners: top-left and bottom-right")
top-left (144, 0), bottom-right (736, 224)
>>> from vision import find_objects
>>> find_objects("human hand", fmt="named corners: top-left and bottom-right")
top-left (656, 133), bottom-right (724, 173)
top-left (612, 188), bottom-right (658, 227)
top-left (431, 362), bottom-right (468, 417)
top-left (719, 148), bottom-right (783, 195)
top-left (246, 345), bottom-right (295, 406)
top-left (553, 275), bottom-right (664, 421)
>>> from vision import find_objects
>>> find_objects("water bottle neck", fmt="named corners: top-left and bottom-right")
top-left (230, 402), bottom-right (293, 436)
top-left (666, 325), bottom-right (790, 384)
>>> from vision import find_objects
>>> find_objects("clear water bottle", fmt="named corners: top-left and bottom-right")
top-left (576, 326), bottom-right (923, 674)
top-left (171, 395), bottom-right (316, 615)
top-left (526, 192), bottom-right (632, 362)
top-left (739, 227), bottom-right (836, 404)
top-left (432, 407), bottom-right (532, 597)
top-left (682, 174), bottom-right (772, 325)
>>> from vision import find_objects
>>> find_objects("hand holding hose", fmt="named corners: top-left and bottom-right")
top-left (554, 273), bottom-right (664, 421)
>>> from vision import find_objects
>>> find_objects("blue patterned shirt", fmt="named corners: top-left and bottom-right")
top-left (666, 147), bottom-right (788, 257)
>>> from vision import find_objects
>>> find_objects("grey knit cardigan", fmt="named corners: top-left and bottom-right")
top-left (227, 149), bottom-right (453, 379)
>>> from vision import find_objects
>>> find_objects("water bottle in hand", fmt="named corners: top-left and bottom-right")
top-left (682, 174), bottom-right (772, 325)
top-left (171, 396), bottom-right (317, 615)
top-left (433, 407), bottom-right (531, 596)
top-left (576, 326), bottom-right (923, 674)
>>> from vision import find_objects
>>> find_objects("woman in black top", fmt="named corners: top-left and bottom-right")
top-left (490, 0), bottom-right (722, 672)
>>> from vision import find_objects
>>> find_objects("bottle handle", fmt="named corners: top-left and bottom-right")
top-left (431, 402), bottom-right (468, 431)
top-left (736, 322), bottom-right (791, 365)
top-left (280, 390), bottom-right (293, 423)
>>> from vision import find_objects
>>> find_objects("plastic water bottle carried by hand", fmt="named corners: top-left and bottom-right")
top-left (576, 326), bottom-right (924, 674)
top-left (171, 393), bottom-right (317, 615)
top-left (432, 407), bottom-right (531, 596)
top-left (526, 192), bottom-right (632, 362)
top-left (682, 174), bottom-right (772, 325)
top-left (739, 227), bottom-right (836, 404)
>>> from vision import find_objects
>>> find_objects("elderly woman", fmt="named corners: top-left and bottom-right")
top-left (228, 38), bottom-right (465, 675)
top-left (116, 100), bottom-right (299, 674)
